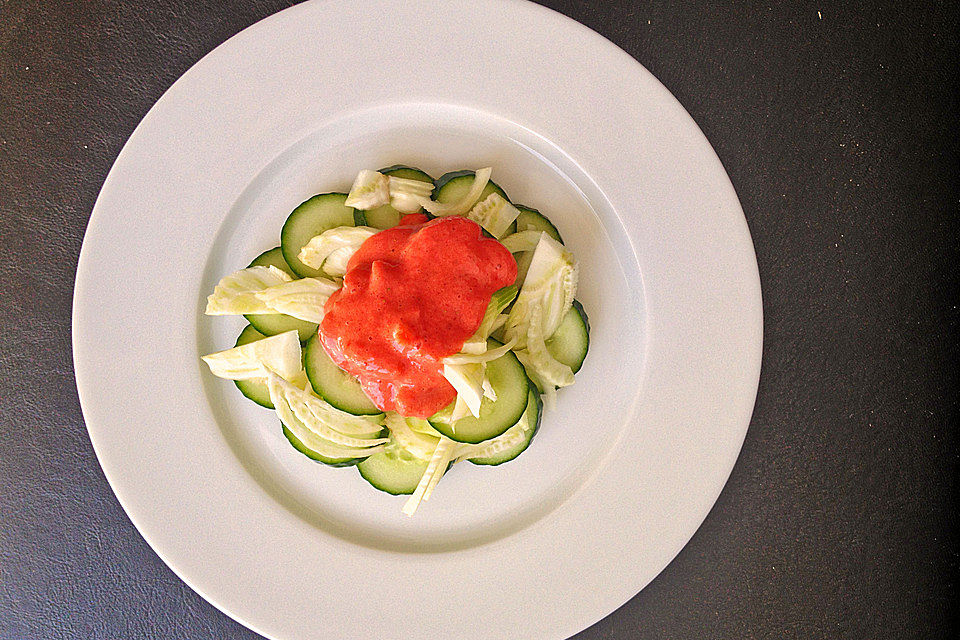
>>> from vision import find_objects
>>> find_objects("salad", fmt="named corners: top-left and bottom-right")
top-left (201, 165), bottom-right (589, 515)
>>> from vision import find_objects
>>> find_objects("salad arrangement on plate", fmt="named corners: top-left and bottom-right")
top-left (201, 165), bottom-right (589, 514)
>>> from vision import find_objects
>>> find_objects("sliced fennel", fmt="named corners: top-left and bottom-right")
top-left (344, 169), bottom-right (390, 209)
top-left (466, 192), bottom-right (521, 238)
top-left (524, 302), bottom-right (574, 388)
top-left (402, 436), bottom-right (456, 516)
top-left (384, 412), bottom-right (440, 460)
top-left (205, 265), bottom-right (339, 324)
top-left (501, 232), bottom-right (578, 393)
top-left (297, 226), bottom-right (378, 276)
top-left (541, 384), bottom-right (558, 411)
top-left (500, 229), bottom-right (543, 254)
top-left (273, 387), bottom-right (385, 460)
top-left (500, 229), bottom-right (543, 292)
top-left (252, 277), bottom-right (340, 323)
top-left (504, 233), bottom-right (578, 349)
top-left (458, 423), bottom-right (528, 462)
top-left (450, 395), bottom-right (473, 423)
top-left (482, 376), bottom-right (497, 401)
top-left (512, 299), bottom-right (575, 398)
top-left (418, 167), bottom-right (492, 216)
top-left (462, 284), bottom-right (518, 354)
top-left (201, 330), bottom-right (302, 382)
top-left (388, 176), bottom-right (434, 214)
top-left (429, 339), bottom-right (530, 444)
top-left (406, 417), bottom-right (445, 439)
top-left (442, 362), bottom-right (486, 419)
top-left (456, 400), bottom-right (532, 462)
top-left (489, 314), bottom-right (508, 338)
top-left (266, 371), bottom-right (385, 438)
top-left (422, 439), bottom-right (455, 502)
top-left (443, 331), bottom-right (519, 422)
top-left (265, 372), bottom-right (387, 446)
top-left (205, 265), bottom-right (292, 315)
top-left (443, 337), bottom-right (517, 365)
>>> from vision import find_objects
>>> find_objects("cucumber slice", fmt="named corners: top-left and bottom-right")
top-left (363, 166), bottom-right (435, 229)
top-left (434, 171), bottom-right (515, 235)
top-left (232, 325), bottom-right (274, 408)
top-left (303, 334), bottom-right (380, 416)
top-left (281, 193), bottom-right (357, 278)
top-left (281, 424), bottom-right (364, 467)
top-left (434, 170), bottom-right (508, 204)
top-left (357, 445), bottom-right (430, 495)
top-left (243, 247), bottom-right (319, 341)
top-left (362, 206), bottom-right (401, 230)
top-left (546, 300), bottom-right (590, 374)
top-left (429, 340), bottom-right (529, 444)
top-left (514, 205), bottom-right (563, 244)
top-left (248, 246), bottom-right (296, 277)
top-left (381, 164), bottom-right (434, 182)
top-left (469, 387), bottom-right (542, 466)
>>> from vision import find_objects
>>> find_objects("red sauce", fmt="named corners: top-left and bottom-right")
top-left (319, 216), bottom-right (517, 417)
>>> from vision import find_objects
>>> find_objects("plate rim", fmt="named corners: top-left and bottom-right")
top-left (73, 1), bottom-right (762, 639)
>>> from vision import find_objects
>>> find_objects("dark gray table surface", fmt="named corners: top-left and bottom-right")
top-left (1, 1), bottom-right (957, 638)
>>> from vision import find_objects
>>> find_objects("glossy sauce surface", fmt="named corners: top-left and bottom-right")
top-left (319, 215), bottom-right (517, 417)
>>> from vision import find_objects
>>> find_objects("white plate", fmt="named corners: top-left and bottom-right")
top-left (73, 1), bottom-right (761, 638)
